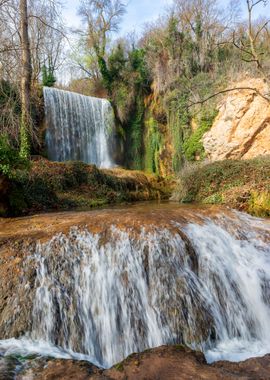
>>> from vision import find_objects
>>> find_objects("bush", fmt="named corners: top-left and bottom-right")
top-left (0, 134), bottom-right (29, 178)
top-left (173, 156), bottom-right (270, 216)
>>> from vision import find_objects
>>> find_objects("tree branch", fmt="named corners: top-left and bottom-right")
top-left (188, 86), bottom-right (270, 108)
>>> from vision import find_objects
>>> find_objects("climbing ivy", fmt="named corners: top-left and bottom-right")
top-left (183, 109), bottom-right (218, 161)
top-left (42, 65), bottom-right (56, 87)
top-left (166, 91), bottom-right (190, 172)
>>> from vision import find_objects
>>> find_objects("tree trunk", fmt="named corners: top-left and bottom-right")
top-left (19, 0), bottom-right (32, 158)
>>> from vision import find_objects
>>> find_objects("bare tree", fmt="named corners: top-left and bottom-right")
top-left (0, 0), bottom-right (10, 6)
top-left (78, 0), bottom-right (126, 57)
top-left (74, 0), bottom-right (126, 85)
top-left (19, 0), bottom-right (32, 157)
top-left (0, 0), bottom-right (65, 152)
top-left (233, 0), bottom-right (270, 86)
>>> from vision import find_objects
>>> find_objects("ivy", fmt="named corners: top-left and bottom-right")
top-left (0, 134), bottom-right (29, 178)
top-left (144, 116), bottom-right (162, 175)
top-left (183, 110), bottom-right (218, 161)
top-left (42, 65), bottom-right (56, 87)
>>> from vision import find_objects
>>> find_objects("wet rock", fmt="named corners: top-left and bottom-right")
top-left (4, 346), bottom-right (270, 380)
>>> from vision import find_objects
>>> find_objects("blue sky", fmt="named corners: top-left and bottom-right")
top-left (63, 0), bottom-right (172, 33)
top-left (63, 0), bottom-right (270, 35)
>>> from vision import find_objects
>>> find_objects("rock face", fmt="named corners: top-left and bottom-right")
top-left (203, 78), bottom-right (270, 161)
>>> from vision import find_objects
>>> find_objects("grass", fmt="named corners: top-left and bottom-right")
top-left (172, 156), bottom-right (270, 217)
top-left (7, 158), bottom-right (173, 216)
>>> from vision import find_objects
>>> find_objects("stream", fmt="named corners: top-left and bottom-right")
top-left (0, 203), bottom-right (270, 370)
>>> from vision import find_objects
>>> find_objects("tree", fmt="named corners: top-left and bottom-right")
top-left (233, 0), bottom-right (270, 88)
top-left (42, 65), bottom-right (56, 87)
top-left (77, 0), bottom-right (126, 93)
top-left (19, 0), bottom-right (32, 158)
top-left (0, 0), bottom-right (65, 151)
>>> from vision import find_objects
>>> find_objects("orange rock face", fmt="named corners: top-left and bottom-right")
top-left (203, 78), bottom-right (270, 161)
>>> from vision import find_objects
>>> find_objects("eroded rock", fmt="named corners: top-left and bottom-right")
top-left (2, 346), bottom-right (270, 380)
top-left (203, 78), bottom-right (270, 161)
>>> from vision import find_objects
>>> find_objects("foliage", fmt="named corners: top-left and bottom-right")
top-left (248, 191), bottom-right (270, 217)
top-left (7, 158), bottom-right (171, 216)
top-left (42, 65), bottom-right (56, 87)
top-left (127, 97), bottom-right (145, 170)
top-left (166, 91), bottom-right (190, 172)
top-left (173, 156), bottom-right (270, 216)
top-left (0, 134), bottom-right (29, 178)
top-left (144, 116), bottom-right (162, 174)
top-left (19, 122), bottom-right (30, 159)
top-left (183, 109), bottom-right (218, 161)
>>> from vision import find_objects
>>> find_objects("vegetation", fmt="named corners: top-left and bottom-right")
top-left (70, 0), bottom-right (270, 174)
top-left (7, 158), bottom-right (172, 216)
top-left (0, 0), bottom-right (269, 217)
top-left (0, 134), bottom-right (28, 178)
top-left (173, 156), bottom-right (270, 216)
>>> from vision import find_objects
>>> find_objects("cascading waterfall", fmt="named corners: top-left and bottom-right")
top-left (43, 87), bottom-right (115, 168)
top-left (0, 208), bottom-right (270, 369)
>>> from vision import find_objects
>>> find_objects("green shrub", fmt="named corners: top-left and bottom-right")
top-left (248, 191), bottom-right (270, 217)
top-left (0, 134), bottom-right (29, 178)
top-left (173, 156), bottom-right (270, 217)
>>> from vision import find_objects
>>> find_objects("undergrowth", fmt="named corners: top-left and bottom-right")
top-left (7, 158), bottom-right (172, 216)
top-left (173, 156), bottom-right (270, 217)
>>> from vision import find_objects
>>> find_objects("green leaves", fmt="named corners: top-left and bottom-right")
top-left (0, 134), bottom-right (29, 178)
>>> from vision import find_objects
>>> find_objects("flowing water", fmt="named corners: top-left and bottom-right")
top-left (44, 87), bottom-right (115, 167)
top-left (0, 205), bottom-right (270, 369)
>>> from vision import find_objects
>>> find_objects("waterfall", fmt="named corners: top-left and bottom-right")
top-left (43, 87), bottom-right (115, 168)
top-left (0, 208), bottom-right (270, 368)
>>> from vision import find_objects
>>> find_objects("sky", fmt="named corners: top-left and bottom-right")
top-left (63, 0), bottom-right (172, 34)
top-left (62, 0), bottom-right (270, 36)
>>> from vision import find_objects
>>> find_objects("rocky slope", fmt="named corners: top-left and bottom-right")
top-left (203, 78), bottom-right (270, 161)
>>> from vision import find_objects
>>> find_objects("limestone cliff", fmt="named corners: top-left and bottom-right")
top-left (203, 78), bottom-right (270, 161)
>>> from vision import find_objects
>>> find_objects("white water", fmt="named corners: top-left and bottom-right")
top-left (44, 87), bottom-right (115, 168)
top-left (1, 210), bottom-right (270, 368)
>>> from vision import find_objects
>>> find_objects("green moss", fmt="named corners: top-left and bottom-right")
top-left (144, 116), bottom-right (162, 175)
top-left (114, 362), bottom-right (124, 372)
top-left (183, 110), bottom-right (218, 161)
top-left (166, 91), bottom-right (190, 172)
top-left (6, 159), bottom-right (171, 216)
top-left (127, 97), bottom-right (145, 170)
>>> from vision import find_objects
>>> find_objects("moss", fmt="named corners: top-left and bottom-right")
top-left (6, 158), bottom-right (172, 216)
top-left (183, 110), bottom-right (218, 161)
top-left (248, 191), bottom-right (270, 217)
top-left (126, 97), bottom-right (145, 170)
top-left (165, 90), bottom-right (190, 172)
top-left (144, 116), bottom-right (162, 175)
top-left (114, 362), bottom-right (124, 372)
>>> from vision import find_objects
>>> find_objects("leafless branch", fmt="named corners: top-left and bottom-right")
top-left (188, 86), bottom-right (270, 108)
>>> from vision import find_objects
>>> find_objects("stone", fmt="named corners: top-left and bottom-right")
top-left (4, 346), bottom-right (270, 380)
top-left (203, 78), bottom-right (270, 161)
